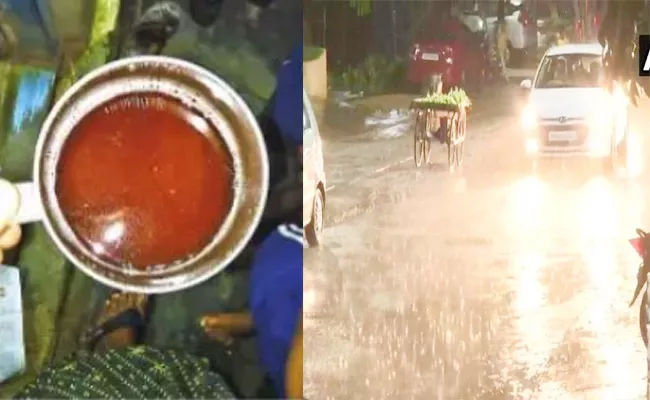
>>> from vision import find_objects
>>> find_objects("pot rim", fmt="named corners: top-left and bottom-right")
top-left (33, 55), bottom-right (269, 294)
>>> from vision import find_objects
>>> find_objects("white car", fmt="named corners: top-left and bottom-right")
top-left (303, 91), bottom-right (326, 246)
top-left (519, 43), bottom-right (629, 170)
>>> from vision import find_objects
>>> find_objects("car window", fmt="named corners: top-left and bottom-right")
top-left (534, 54), bottom-right (602, 88)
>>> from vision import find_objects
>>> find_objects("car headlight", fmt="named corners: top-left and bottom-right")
top-left (588, 103), bottom-right (612, 133)
top-left (520, 104), bottom-right (537, 130)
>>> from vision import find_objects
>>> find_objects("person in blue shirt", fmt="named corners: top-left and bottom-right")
top-left (256, 44), bottom-right (303, 230)
top-left (249, 222), bottom-right (304, 398)
top-left (205, 43), bottom-right (304, 398)
top-left (247, 44), bottom-right (304, 397)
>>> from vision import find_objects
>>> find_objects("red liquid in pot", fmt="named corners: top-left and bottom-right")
top-left (56, 93), bottom-right (234, 269)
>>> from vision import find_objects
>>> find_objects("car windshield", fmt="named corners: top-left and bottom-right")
top-left (534, 54), bottom-right (603, 88)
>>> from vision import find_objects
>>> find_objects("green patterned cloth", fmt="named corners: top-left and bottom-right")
top-left (15, 346), bottom-right (236, 399)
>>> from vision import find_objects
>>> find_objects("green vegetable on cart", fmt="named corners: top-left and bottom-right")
top-left (410, 87), bottom-right (472, 111)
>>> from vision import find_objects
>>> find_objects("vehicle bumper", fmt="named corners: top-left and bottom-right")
top-left (524, 134), bottom-right (612, 159)
top-left (528, 148), bottom-right (610, 159)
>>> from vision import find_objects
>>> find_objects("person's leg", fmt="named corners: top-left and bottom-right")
top-left (200, 312), bottom-right (254, 346)
top-left (88, 292), bottom-right (149, 350)
top-left (499, 51), bottom-right (508, 81)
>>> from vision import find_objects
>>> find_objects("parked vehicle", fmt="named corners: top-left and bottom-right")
top-left (483, 0), bottom-right (536, 67)
top-left (519, 43), bottom-right (629, 172)
top-left (407, 13), bottom-right (490, 94)
top-left (303, 91), bottom-right (326, 247)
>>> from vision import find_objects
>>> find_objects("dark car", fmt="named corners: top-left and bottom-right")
top-left (407, 12), bottom-right (490, 93)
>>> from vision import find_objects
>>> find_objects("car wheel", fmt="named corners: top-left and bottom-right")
top-left (305, 189), bottom-right (324, 247)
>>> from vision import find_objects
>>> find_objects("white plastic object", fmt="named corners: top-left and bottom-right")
top-left (0, 179), bottom-right (19, 223)
top-left (0, 180), bottom-right (41, 225)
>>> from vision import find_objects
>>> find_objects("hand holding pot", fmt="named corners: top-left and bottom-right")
top-left (0, 179), bottom-right (23, 263)
top-left (1, 56), bottom-right (269, 294)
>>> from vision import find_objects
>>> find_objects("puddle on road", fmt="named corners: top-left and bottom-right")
top-left (306, 125), bottom-right (650, 399)
top-left (444, 237), bottom-right (493, 247)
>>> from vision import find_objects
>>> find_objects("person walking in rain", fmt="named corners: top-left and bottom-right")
top-left (496, 0), bottom-right (509, 81)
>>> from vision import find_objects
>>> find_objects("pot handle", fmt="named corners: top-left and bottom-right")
top-left (13, 182), bottom-right (43, 225)
top-left (0, 179), bottom-right (43, 225)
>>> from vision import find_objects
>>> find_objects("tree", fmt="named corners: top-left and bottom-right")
top-left (598, 0), bottom-right (648, 105)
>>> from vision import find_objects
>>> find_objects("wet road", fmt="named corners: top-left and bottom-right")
top-left (304, 86), bottom-right (650, 399)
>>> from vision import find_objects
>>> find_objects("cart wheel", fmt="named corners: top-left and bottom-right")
top-left (414, 111), bottom-right (426, 167)
top-left (456, 116), bottom-right (466, 167)
top-left (424, 111), bottom-right (433, 164)
top-left (447, 119), bottom-right (457, 171)
top-left (424, 136), bottom-right (432, 165)
top-left (455, 140), bottom-right (464, 168)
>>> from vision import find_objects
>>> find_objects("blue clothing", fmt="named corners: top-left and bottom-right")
top-left (249, 223), bottom-right (303, 398)
top-left (270, 45), bottom-right (303, 145)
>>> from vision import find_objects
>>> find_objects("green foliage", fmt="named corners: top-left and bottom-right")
top-left (304, 46), bottom-right (325, 62)
top-left (0, 3), bottom-right (121, 395)
top-left (162, 24), bottom-right (275, 114)
top-left (89, 0), bottom-right (121, 44)
top-left (55, 0), bottom-right (119, 99)
top-left (349, 0), bottom-right (372, 16)
top-left (0, 63), bottom-right (13, 154)
top-left (331, 55), bottom-right (406, 96)
top-left (412, 87), bottom-right (472, 109)
top-left (0, 67), bottom-right (56, 182)
top-left (55, 36), bottom-right (110, 99)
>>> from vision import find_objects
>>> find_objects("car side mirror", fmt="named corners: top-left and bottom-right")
top-left (520, 79), bottom-right (532, 91)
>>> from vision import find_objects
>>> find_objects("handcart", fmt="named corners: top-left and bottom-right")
top-left (410, 100), bottom-right (469, 171)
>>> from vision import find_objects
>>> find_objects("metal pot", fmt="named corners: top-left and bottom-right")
top-left (13, 55), bottom-right (269, 294)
